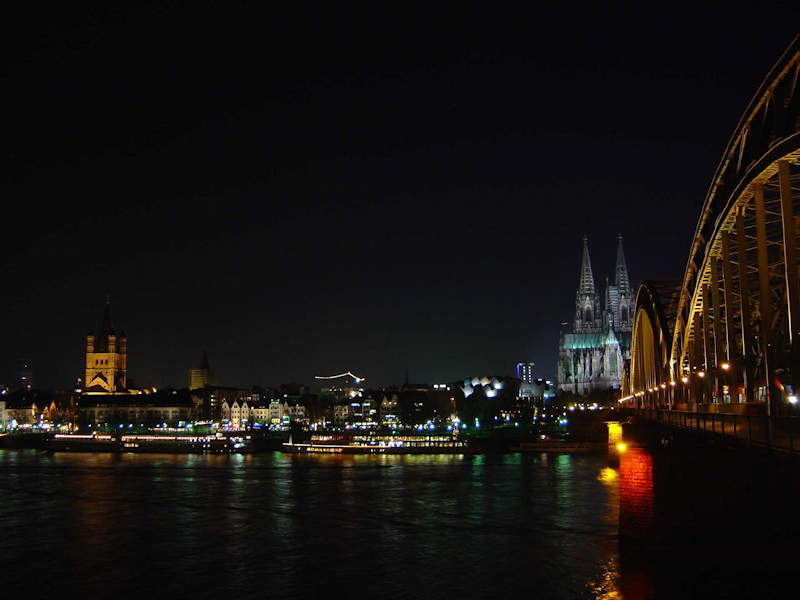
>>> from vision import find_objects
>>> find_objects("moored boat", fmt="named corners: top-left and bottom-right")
top-left (45, 432), bottom-right (248, 453)
top-left (283, 432), bottom-right (472, 454)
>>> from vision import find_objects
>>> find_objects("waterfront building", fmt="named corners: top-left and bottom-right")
top-left (4, 395), bottom-right (37, 426)
top-left (192, 386), bottom-right (258, 421)
top-left (283, 400), bottom-right (306, 422)
top-left (221, 398), bottom-right (251, 425)
top-left (268, 399), bottom-right (283, 423)
top-left (1, 389), bottom-right (75, 427)
top-left (77, 389), bottom-right (194, 425)
top-left (557, 236), bottom-right (633, 395)
top-left (518, 379), bottom-right (556, 401)
top-left (378, 394), bottom-right (399, 424)
top-left (250, 402), bottom-right (271, 424)
top-left (515, 362), bottom-right (535, 384)
top-left (454, 375), bottom-right (521, 423)
top-left (84, 299), bottom-right (129, 394)
top-left (331, 401), bottom-right (352, 423)
top-left (189, 350), bottom-right (212, 390)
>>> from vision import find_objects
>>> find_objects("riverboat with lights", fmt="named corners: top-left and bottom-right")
top-left (282, 433), bottom-right (472, 454)
top-left (45, 432), bottom-right (248, 453)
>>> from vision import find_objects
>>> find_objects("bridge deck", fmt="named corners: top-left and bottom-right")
top-left (630, 409), bottom-right (800, 454)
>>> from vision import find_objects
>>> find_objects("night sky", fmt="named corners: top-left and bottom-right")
top-left (4, 4), bottom-right (799, 390)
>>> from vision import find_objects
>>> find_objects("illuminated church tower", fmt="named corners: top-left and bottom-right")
top-left (84, 298), bottom-right (128, 394)
top-left (558, 236), bottom-right (632, 395)
top-left (189, 350), bottom-right (212, 390)
top-left (574, 236), bottom-right (603, 333)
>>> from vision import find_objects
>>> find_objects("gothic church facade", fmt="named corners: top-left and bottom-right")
top-left (557, 236), bottom-right (633, 395)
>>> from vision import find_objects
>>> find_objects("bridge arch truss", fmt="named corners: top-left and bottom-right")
top-left (625, 36), bottom-right (800, 414)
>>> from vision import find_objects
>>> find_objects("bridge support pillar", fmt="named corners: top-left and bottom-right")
top-left (619, 445), bottom-right (655, 541)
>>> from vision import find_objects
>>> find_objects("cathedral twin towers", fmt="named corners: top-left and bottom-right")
top-left (557, 236), bottom-right (633, 395)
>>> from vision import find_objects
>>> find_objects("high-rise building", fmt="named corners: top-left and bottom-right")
top-left (189, 350), bottom-right (212, 390)
top-left (84, 298), bottom-right (128, 394)
top-left (515, 362), bottom-right (535, 384)
top-left (557, 236), bottom-right (632, 395)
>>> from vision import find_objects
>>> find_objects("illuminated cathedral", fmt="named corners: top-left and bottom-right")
top-left (557, 236), bottom-right (632, 395)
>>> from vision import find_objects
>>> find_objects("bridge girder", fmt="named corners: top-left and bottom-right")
top-left (626, 35), bottom-right (800, 410)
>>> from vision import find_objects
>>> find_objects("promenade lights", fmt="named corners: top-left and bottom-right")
top-left (698, 371), bottom-right (706, 378)
top-left (669, 381), bottom-right (676, 387)
top-left (720, 362), bottom-right (731, 371)
top-left (681, 377), bottom-right (689, 384)
top-left (789, 395), bottom-right (798, 405)
top-left (660, 383), bottom-right (667, 389)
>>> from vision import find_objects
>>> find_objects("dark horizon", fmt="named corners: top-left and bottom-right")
top-left (4, 5), bottom-right (799, 390)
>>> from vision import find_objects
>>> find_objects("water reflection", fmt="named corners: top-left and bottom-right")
top-left (587, 558), bottom-right (621, 600)
top-left (0, 450), bottom-right (622, 598)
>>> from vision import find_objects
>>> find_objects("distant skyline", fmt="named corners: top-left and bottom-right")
top-left (4, 5), bottom-right (800, 389)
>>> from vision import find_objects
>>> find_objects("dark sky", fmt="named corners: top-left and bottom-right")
top-left (3, 4), bottom-right (799, 390)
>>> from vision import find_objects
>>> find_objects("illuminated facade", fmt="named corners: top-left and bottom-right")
top-left (558, 236), bottom-right (632, 395)
top-left (515, 362), bottom-right (535, 384)
top-left (84, 299), bottom-right (128, 394)
top-left (189, 350), bottom-right (212, 390)
top-left (78, 390), bottom-right (193, 425)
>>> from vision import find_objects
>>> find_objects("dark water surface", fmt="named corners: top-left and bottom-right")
top-left (1, 450), bottom-right (620, 599)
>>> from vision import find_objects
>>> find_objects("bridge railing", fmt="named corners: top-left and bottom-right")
top-left (631, 409), bottom-right (800, 453)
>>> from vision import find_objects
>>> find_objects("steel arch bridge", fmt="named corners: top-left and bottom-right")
top-left (623, 35), bottom-right (800, 417)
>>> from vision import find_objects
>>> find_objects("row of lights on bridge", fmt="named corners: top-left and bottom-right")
top-left (620, 362), bottom-right (739, 403)
top-left (619, 359), bottom-right (798, 405)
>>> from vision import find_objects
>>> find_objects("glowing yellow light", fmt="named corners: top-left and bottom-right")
top-left (660, 383), bottom-right (666, 389)
top-left (607, 422), bottom-right (623, 445)
top-left (681, 377), bottom-right (689, 384)
top-left (721, 362), bottom-right (731, 371)
top-left (698, 371), bottom-right (706, 378)
top-left (616, 442), bottom-right (628, 453)
top-left (669, 381), bottom-right (676, 386)
top-left (599, 467), bottom-right (618, 483)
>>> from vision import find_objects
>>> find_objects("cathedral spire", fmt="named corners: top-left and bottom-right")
top-left (578, 235), bottom-right (596, 295)
top-left (615, 234), bottom-right (631, 290)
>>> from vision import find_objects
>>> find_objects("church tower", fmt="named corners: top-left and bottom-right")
top-left (610, 234), bottom-right (633, 332)
top-left (574, 236), bottom-right (602, 333)
top-left (84, 298), bottom-right (128, 394)
top-left (558, 235), bottom-right (634, 396)
top-left (189, 350), bottom-right (213, 390)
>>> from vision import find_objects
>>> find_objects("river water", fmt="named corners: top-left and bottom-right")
top-left (1, 450), bottom-right (620, 599)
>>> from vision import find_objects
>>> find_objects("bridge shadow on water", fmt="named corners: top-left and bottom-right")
top-left (616, 425), bottom-right (800, 599)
